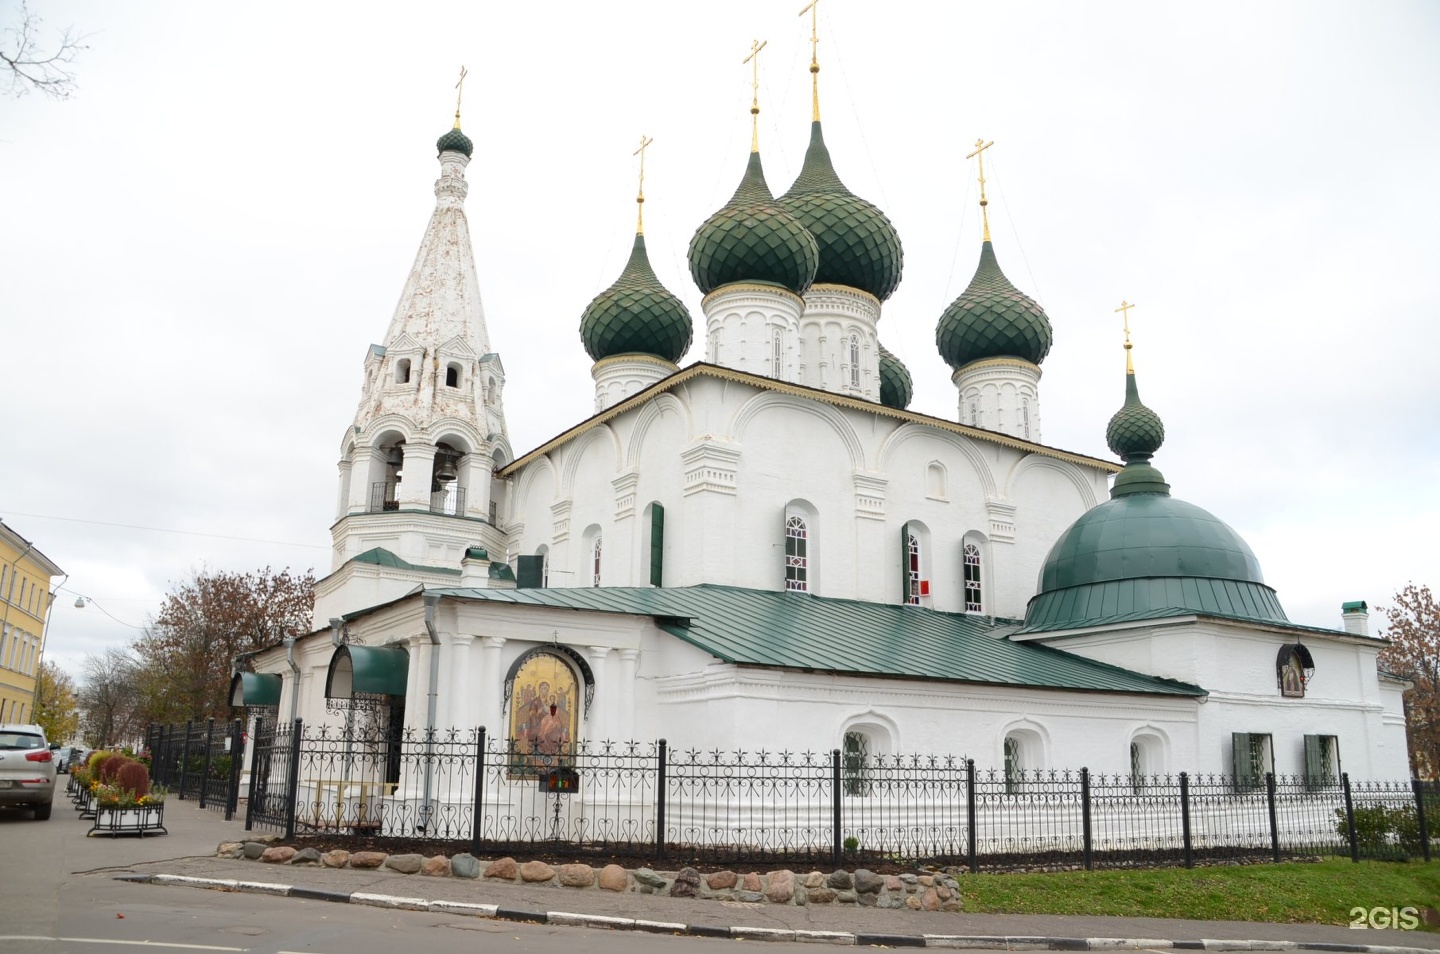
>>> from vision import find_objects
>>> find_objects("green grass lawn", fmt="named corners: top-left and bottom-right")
top-left (959, 859), bottom-right (1440, 928)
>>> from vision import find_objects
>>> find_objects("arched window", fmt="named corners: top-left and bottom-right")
top-left (843, 730), bottom-right (871, 796)
top-left (395, 358), bottom-right (411, 384)
top-left (963, 543), bottom-right (983, 613)
top-left (848, 335), bottom-right (860, 389)
top-left (772, 329), bottom-right (783, 376)
top-left (1004, 736), bottom-right (1022, 794)
top-left (445, 363), bottom-right (461, 388)
top-left (591, 536), bottom-right (603, 587)
top-left (906, 532), bottom-right (921, 605)
top-left (1021, 398), bottom-right (1031, 438)
top-left (785, 515), bottom-right (808, 591)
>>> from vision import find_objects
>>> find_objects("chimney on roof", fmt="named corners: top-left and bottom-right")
top-left (1341, 600), bottom-right (1368, 636)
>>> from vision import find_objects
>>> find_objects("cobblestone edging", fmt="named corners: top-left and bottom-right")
top-left (123, 872), bottom-right (1437, 954)
top-left (216, 839), bottom-right (963, 911)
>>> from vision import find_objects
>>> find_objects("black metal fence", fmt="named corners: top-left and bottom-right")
top-left (146, 719), bottom-right (244, 820)
top-left (147, 720), bottom-right (1437, 870)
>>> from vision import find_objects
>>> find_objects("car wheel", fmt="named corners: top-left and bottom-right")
top-left (34, 802), bottom-right (53, 821)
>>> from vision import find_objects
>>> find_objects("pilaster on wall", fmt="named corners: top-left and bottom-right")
top-left (798, 284), bottom-right (882, 402)
top-left (612, 471), bottom-right (640, 521)
top-left (953, 358), bottom-right (1043, 442)
top-left (585, 646), bottom-right (613, 742)
top-left (399, 444), bottom-right (439, 508)
top-left (702, 283), bottom-right (804, 382)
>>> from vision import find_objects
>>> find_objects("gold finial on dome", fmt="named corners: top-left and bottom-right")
top-left (453, 65), bottom-right (468, 129)
top-left (966, 138), bottom-right (995, 242)
top-left (744, 39), bottom-right (768, 153)
top-left (633, 134), bottom-right (653, 235)
top-left (1115, 299), bottom-right (1137, 373)
top-left (799, 0), bottom-right (822, 122)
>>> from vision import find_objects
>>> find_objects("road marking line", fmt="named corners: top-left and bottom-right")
top-left (0, 937), bottom-right (248, 951)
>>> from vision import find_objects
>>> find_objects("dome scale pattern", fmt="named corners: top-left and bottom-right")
top-left (936, 241), bottom-right (1053, 369)
top-left (778, 122), bottom-right (903, 301)
top-left (877, 345), bottom-right (912, 409)
top-left (1106, 370), bottom-right (1165, 460)
top-left (580, 233), bottom-right (693, 363)
top-left (688, 152), bottom-right (818, 296)
top-left (436, 126), bottom-right (474, 158)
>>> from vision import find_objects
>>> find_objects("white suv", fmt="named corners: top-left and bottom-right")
top-left (0, 723), bottom-right (56, 820)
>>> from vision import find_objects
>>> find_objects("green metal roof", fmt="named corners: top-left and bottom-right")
top-left (936, 240), bottom-right (1053, 369)
top-left (229, 672), bottom-right (281, 707)
top-left (436, 125), bottom-right (474, 158)
top-left (350, 547), bottom-right (461, 577)
top-left (326, 644), bottom-right (409, 699)
top-left (420, 583), bottom-right (1203, 697)
top-left (1018, 606), bottom-right (1377, 641)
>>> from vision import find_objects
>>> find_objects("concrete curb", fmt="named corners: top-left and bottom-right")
top-left (127, 874), bottom-right (1435, 952)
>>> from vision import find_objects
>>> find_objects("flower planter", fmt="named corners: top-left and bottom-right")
top-left (76, 789), bottom-right (94, 817)
top-left (88, 803), bottom-right (167, 837)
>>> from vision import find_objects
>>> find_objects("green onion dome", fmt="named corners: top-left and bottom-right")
top-left (580, 233), bottom-right (693, 363)
top-left (777, 122), bottom-right (903, 301)
top-left (877, 344), bottom-right (912, 409)
top-left (1106, 368), bottom-right (1166, 461)
top-left (936, 241), bottom-right (1053, 370)
top-left (436, 125), bottom-right (473, 158)
top-left (688, 152), bottom-right (818, 296)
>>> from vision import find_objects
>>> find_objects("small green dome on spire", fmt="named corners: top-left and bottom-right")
top-left (936, 241), bottom-right (1053, 369)
top-left (580, 233), bottom-right (693, 363)
top-left (877, 344), bottom-right (912, 409)
top-left (778, 122), bottom-right (903, 301)
top-left (1107, 369), bottom-right (1165, 461)
top-left (436, 125), bottom-right (473, 158)
top-left (688, 152), bottom-right (818, 296)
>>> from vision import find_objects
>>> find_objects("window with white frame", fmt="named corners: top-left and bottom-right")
top-left (968, 399), bottom-right (979, 426)
top-left (591, 536), bottom-right (603, 587)
top-left (906, 533), bottom-right (921, 605)
top-left (1021, 399), bottom-right (1031, 438)
top-left (963, 543), bottom-right (983, 612)
top-left (1304, 734), bottom-right (1340, 790)
top-left (1004, 735), bottom-right (1022, 794)
top-left (772, 329), bottom-right (783, 376)
top-left (785, 516), bottom-right (808, 591)
top-left (1232, 732), bottom-right (1273, 792)
top-left (394, 358), bottom-right (411, 384)
top-left (848, 335), bottom-right (860, 389)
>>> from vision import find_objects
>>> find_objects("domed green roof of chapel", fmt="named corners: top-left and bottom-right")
top-left (877, 345), bottom-right (912, 409)
top-left (777, 122), bottom-right (903, 301)
top-left (936, 241), bottom-right (1053, 369)
top-left (580, 233), bottom-right (693, 363)
top-left (1024, 363), bottom-right (1288, 630)
top-left (688, 152), bottom-right (818, 296)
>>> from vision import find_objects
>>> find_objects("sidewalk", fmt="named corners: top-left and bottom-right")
top-left (88, 799), bottom-right (1440, 952)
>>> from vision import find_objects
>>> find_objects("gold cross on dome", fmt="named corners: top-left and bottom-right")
top-left (743, 39), bottom-right (769, 150)
top-left (1115, 300), bottom-right (1137, 370)
top-left (453, 66), bottom-right (468, 128)
top-left (799, 0), bottom-right (823, 120)
top-left (965, 138), bottom-right (995, 240)
top-left (633, 134), bottom-right (653, 233)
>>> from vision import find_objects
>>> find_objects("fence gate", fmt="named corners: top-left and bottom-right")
top-left (245, 717), bottom-right (297, 835)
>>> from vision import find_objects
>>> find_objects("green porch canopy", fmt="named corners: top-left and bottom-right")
top-left (325, 644), bottom-right (409, 699)
top-left (229, 672), bottom-right (282, 708)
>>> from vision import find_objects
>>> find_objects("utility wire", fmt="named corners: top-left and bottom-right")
top-left (1, 511), bottom-right (330, 551)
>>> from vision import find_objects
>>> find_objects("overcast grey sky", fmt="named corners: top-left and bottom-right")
top-left (3, 1), bottom-right (1437, 679)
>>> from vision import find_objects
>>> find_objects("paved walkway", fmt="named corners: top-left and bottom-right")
top-left (75, 798), bottom-right (1440, 952)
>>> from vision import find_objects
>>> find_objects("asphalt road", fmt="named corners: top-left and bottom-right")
top-left (0, 800), bottom-right (734, 954)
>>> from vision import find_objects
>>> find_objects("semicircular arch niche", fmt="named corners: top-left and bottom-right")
top-left (502, 646), bottom-right (595, 776)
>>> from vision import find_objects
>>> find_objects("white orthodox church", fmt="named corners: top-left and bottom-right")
top-left (245, 46), bottom-right (1410, 787)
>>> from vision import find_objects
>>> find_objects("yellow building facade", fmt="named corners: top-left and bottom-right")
top-left (0, 521), bottom-right (64, 724)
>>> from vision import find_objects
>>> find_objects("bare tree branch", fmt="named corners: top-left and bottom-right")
top-left (1, 2), bottom-right (88, 100)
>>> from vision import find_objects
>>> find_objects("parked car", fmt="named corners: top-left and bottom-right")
top-left (0, 723), bottom-right (56, 820)
top-left (54, 745), bottom-right (81, 772)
